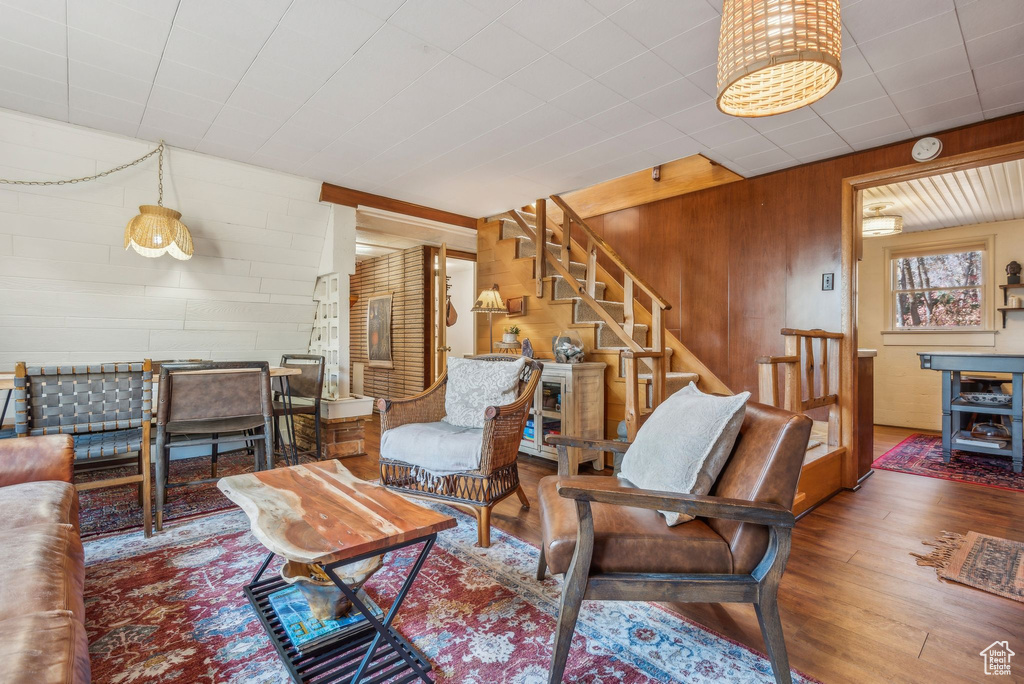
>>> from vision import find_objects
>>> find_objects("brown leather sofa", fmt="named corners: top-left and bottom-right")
top-left (0, 435), bottom-right (90, 684)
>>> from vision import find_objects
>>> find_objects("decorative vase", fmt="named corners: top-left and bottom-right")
top-left (502, 333), bottom-right (518, 343)
top-left (552, 330), bottom-right (585, 363)
top-left (280, 555), bottom-right (383, 620)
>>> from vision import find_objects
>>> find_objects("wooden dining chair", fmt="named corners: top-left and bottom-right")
top-left (538, 402), bottom-right (812, 684)
top-left (154, 361), bottom-right (274, 531)
top-left (272, 354), bottom-right (325, 462)
top-left (13, 360), bottom-right (154, 536)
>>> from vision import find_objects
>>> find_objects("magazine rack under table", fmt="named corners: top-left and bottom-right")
top-left (244, 534), bottom-right (437, 684)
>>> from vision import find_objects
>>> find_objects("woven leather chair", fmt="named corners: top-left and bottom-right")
top-left (378, 354), bottom-right (542, 547)
top-left (539, 402), bottom-right (812, 684)
top-left (13, 360), bottom-right (154, 537)
top-left (154, 361), bottom-right (274, 532)
top-left (272, 354), bottom-right (325, 463)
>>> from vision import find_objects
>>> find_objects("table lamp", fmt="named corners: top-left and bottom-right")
top-left (471, 284), bottom-right (508, 353)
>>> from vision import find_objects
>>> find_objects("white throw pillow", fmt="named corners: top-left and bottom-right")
top-left (619, 382), bottom-right (750, 526)
top-left (442, 356), bottom-right (528, 429)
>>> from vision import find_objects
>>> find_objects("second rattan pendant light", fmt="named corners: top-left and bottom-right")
top-left (124, 142), bottom-right (194, 260)
top-left (717, 0), bottom-right (842, 117)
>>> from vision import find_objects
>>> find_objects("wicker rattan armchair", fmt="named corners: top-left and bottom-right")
top-left (378, 354), bottom-right (542, 547)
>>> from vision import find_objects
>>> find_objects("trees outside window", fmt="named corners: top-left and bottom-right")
top-left (891, 247), bottom-right (984, 329)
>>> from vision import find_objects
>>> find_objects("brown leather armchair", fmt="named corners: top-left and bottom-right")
top-left (538, 402), bottom-right (811, 684)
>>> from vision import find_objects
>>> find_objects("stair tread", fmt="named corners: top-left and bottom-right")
top-left (638, 371), bottom-right (698, 379)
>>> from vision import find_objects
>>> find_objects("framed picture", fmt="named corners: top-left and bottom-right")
top-left (366, 292), bottom-right (394, 369)
top-left (506, 295), bottom-right (527, 317)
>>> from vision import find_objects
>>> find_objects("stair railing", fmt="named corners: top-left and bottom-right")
top-left (756, 328), bottom-right (842, 448)
top-left (507, 194), bottom-right (673, 439)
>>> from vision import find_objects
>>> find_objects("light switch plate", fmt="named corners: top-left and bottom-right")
top-left (822, 273), bottom-right (834, 291)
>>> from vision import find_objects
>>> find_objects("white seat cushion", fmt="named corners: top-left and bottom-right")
top-left (619, 382), bottom-right (750, 525)
top-left (380, 421), bottom-right (485, 476)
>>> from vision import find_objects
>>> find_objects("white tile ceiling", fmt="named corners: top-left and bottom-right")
top-left (0, 0), bottom-right (1022, 217)
top-left (863, 158), bottom-right (1024, 232)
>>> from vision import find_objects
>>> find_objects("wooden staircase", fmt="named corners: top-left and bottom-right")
top-left (488, 195), bottom-right (729, 439)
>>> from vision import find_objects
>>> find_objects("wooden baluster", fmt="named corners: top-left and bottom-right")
top-left (623, 276), bottom-right (635, 339)
top-left (561, 212), bottom-right (571, 270)
top-left (827, 337), bottom-right (841, 447)
top-left (819, 337), bottom-right (828, 401)
top-left (585, 238), bottom-right (597, 298)
top-left (783, 334), bottom-right (802, 414)
top-left (758, 362), bottom-right (780, 407)
top-left (535, 199), bottom-right (546, 298)
top-left (651, 305), bottom-right (666, 408)
top-left (624, 354), bottom-right (640, 440)
top-left (804, 336), bottom-right (815, 400)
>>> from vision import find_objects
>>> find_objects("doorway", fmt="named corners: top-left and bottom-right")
top-left (843, 140), bottom-right (1024, 487)
top-left (429, 248), bottom-right (476, 382)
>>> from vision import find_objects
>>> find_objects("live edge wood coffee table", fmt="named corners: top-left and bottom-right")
top-left (218, 460), bottom-right (456, 683)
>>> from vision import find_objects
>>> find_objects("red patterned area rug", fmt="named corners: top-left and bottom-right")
top-left (77, 450), bottom-right (257, 538)
top-left (83, 506), bottom-right (818, 683)
top-left (872, 433), bottom-right (1024, 493)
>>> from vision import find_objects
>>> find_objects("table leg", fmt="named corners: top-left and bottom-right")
top-left (1013, 373), bottom-right (1022, 474)
top-left (0, 390), bottom-right (9, 432)
top-left (325, 535), bottom-right (437, 683)
top-left (941, 371), bottom-right (952, 463)
top-left (279, 377), bottom-right (300, 467)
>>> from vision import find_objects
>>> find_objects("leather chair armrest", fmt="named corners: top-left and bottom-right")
top-left (555, 476), bottom-right (795, 528)
top-left (0, 435), bottom-right (75, 486)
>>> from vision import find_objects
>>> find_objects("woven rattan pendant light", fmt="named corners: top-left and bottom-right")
top-left (717, 0), bottom-right (842, 117)
top-left (124, 142), bottom-right (194, 260)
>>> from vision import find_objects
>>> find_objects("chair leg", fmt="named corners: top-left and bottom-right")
top-left (154, 428), bottom-right (166, 532)
top-left (477, 506), bottom-right (492, 548)
top-left (536, 546), bottom-right (547, 580)
top-left (140, 431), bottom-right (152, 538)
top-left (549, 500), bottom-right (593, 684)
top-left (263, 419), bottom-right (275, 470)
top-left (313, 404), bottom-right (322, 461)
top-left (515, 484), bottom-right (530, 508)
top-left (754, 590), bottom-right (792, 684)
top-left (210, 434), bottom-right (219, 479)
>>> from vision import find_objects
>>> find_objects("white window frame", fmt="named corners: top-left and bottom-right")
top-left (884, 235), bottom-right (994, 333)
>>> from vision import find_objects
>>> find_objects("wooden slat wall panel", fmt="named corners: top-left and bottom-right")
top-left (583, 114), bottom-right (1024, 394)
top-left (350, 246), bottom-right (427, 401)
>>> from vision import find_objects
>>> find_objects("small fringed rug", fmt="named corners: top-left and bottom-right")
top-left (914, 531), bottom-right (1024, 603)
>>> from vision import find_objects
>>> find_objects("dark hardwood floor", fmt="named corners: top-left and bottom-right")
top-left (349, 421), bottom-right (1022, 683)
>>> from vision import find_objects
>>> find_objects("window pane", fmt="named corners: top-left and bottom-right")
top-left (895, 288), bottom-right (982, 328)
top-left (892, 250), bottom-right (983, 291)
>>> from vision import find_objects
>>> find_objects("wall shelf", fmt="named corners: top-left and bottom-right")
top-left (997, 284), bottom-right (1024, 328)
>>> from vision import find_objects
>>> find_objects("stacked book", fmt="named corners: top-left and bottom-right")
top-left (268, 585), bottom-right (383, 654)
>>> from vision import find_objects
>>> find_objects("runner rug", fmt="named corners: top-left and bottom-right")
top-left (871, 433), bottom-right (1024, 493)
top-left (914, 531), bottom-right (1024, 604)
top-left (83, 505), bottom-right (817, 683)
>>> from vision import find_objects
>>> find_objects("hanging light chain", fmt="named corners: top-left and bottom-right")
top-left (0, 141), bottom-right (166, 187)
top-left (157, 141), bottom-right (164, 206)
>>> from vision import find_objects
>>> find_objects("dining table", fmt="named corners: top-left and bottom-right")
top-left (0, 365), bottom-right (305, 466)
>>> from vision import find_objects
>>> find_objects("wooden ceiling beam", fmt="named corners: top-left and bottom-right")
top-left (319, 183), bottom-right (477, 230)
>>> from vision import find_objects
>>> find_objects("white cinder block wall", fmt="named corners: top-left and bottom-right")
top-left (859, 218), bottom-right (1024, 430)
top-left (0, 109), bottom-right (351, 415)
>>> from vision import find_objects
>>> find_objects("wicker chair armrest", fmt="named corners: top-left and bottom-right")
top-left (477, 362), bottom-right (542, 474)
top-left (377, 376), bottom-right (447, 432)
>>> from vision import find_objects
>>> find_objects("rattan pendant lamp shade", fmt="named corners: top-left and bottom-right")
top-left (717, 0), bottom-right (842, 117)
top-left (124, 142), bottom-right (194, 260)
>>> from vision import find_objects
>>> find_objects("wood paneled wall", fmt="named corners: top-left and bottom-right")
top-left (584, 114), bottom-right (1024, 395)
top-left (350, 247), bottom-right (428, 401)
